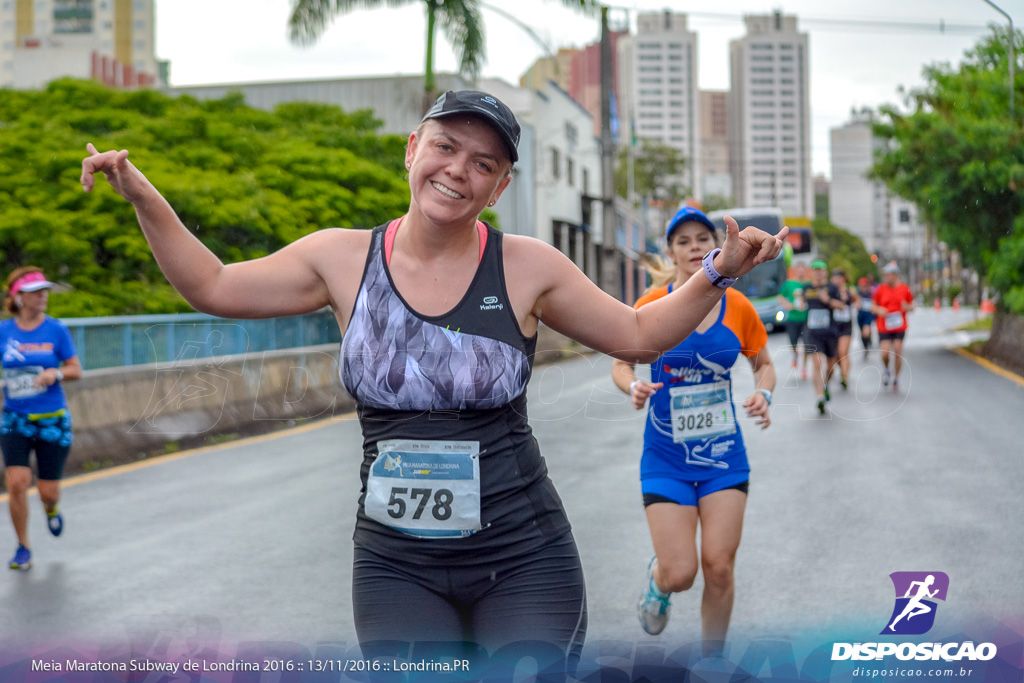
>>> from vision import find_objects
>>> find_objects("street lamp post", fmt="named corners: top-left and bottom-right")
top-left (981, 0), bottom-right (1016, 121)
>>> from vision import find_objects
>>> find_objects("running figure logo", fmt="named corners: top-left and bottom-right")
top-left (881, 571), bottom-right (949, 635)
top-left (3, 338), bottom-right (25, 363)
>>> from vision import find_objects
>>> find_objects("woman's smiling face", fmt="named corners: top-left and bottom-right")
top-left (406, 117), bottom-right (512, 227)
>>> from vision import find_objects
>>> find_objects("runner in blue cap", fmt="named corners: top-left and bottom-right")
top-left (612, 205), bottom-right (777, 652)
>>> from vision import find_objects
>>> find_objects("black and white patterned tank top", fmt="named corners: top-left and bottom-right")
top-left (342, 222), bottom-right (572, 563)
top-left (340, 222), bottom-right (537, 410)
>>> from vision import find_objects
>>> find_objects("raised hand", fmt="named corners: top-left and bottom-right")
top-left (80, 143), bottom-right (151, 204)
top-left (715, 215), bottom-right (790, 279)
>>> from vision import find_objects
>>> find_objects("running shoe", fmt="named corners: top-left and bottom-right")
top-left (840, 376), bottom-right (848, 390)
top-left (883, 369), bottom-right (891, 386)
top-left (9, 544), bottom-right (31, 571)
top-left (892, 377), bottom-right (899, 392)
top-left (638, 556), bottom-right (671, 635)
top-left (801, 369), bottom-right (808, 380)
top-left (824, 385), bottom-right (831, 402)
top-left (817, 396), bottom-right (826, 415)
top-left (791, 356), bottom-right (798, 369)
top-left (47, 507), bottom-right (63, 537)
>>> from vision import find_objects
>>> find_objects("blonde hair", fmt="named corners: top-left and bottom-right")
top-left (640, 254), bottom-right (678, 292)
top-left (4, 266), bottom-right (45, 315)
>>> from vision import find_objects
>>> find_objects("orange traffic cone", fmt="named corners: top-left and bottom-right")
top-left (953, 297), bottom-right (960, 311)
top-left (934, 298), bottom-right (941, 311)
top-left (981, 299), bottom-right (996, 313)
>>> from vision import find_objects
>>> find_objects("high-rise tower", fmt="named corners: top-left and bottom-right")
top-left (728, 11), bottom-right (812, 216)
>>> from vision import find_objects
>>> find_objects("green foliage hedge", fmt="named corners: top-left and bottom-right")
top-left (0, 79), bottom-right (412, 316)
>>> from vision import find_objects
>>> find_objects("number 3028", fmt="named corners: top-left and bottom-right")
top-left (676, 411), bottom-right (716, 431)
top-left (387, 487), bottom-right (454, 521)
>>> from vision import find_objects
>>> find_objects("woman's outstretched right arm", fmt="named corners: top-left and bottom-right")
top-left (81, 143), bottom-right (344, 319)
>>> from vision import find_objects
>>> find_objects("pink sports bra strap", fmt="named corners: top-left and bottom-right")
top-left (384, 216), bottom-right (487, 266)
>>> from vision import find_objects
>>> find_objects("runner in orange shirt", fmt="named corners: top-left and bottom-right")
top-left (872, 263), bottom-right (915, 390)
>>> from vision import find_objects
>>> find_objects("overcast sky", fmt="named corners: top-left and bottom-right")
top-left (153, 0), bottom-right (1015, 178)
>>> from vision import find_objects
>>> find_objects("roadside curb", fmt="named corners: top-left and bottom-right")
top-left (950, 346), bottom-right (1024, 389)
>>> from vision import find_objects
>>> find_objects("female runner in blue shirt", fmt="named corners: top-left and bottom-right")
top-left (612, 206), bottom-right (778, 653)
top-left (1, 267), bottom-right (82, 570)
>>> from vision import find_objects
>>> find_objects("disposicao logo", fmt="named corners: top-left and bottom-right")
top-left (882, 571), bottom-right (948, 635)
top-left (831, 572), bottom-right (997, 662)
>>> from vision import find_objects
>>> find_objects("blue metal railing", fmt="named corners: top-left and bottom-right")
top-left (59, 309), bottom-right (341, 370)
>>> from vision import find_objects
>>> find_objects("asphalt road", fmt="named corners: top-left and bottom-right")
top-left (0, 308), bottom-right (1020, 666)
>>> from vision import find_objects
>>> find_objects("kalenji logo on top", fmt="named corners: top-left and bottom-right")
top-left (480, 296), bottom-right (503, 311)
top-left (881, 571), bottom-right (950, 635)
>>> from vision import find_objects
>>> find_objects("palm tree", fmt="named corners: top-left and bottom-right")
top-left (288, 0), bottom-right (599, 97)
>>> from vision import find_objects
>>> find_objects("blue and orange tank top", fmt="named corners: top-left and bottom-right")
top-left (634, 286), bottom-right (767, 481)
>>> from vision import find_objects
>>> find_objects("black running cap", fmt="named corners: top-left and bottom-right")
top-left (421, 90), bottom-right (521, 163)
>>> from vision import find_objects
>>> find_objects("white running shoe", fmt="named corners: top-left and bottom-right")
top-left (638, 556), bottom-right (672, 635)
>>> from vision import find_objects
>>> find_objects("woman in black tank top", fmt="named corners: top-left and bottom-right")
top-left (82, 89), bottom-right (789, 678)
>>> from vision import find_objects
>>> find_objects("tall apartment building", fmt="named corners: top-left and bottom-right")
top-left (700, 90), bottom-right (730, 200)
top-left (728, 12), bottom-right (813, 217)
top-left (830, 116), bottom-right (924, 264)
top-left (566, 29), bottom-right (626, 138)
top-left (1, 0), bottom-right (161, 89)
top-left (520, 48), bottom-right (577, 93)
top-left (616, 11), bottom-right (700, 198)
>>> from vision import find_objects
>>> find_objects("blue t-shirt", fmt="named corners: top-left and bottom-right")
top-left (0, 316), bottom-right (77, 414)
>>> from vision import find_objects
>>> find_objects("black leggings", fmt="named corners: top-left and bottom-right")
top-left (352, 533), bottom-right (587, 680)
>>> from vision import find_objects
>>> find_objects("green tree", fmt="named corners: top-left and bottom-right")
top-left (0, 79), bottom-right (411, 316)
top-left (872, 29), bottom-right (1024, 313)
top-left (701, 194), bottom-right (736, 214)
top-left (811, 217), bottom-right (876, 283)
top-left (288, 0), bottom-right (599, 96)
top-left (614, 139), bottom-right (690, 204)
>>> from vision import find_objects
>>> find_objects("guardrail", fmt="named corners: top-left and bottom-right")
top-left (60, 309), bottom-right (341, 370)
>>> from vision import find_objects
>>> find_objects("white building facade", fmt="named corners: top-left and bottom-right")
top-left (165, 75), bottom-right (605, 263)
top-left (1, 0), bottom-right (161, 88)
top-left (618, 11), bottom-right (701, 198)
top-left (830, 116), bottom-right (925, 264)
top-left (728, 12), bottom-right (813, 217)
top-left (167, 73), bottom-right (475, 150)
top-left (482, 78), bottom-right (603, 269)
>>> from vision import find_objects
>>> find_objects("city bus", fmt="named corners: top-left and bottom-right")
top-left (707, 207), bottom-right (792, 332)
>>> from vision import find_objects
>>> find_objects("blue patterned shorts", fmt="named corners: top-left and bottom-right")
top-left (1, 409), bottom-right (74, 446)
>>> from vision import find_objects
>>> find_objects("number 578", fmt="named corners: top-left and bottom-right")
top-left (387, 487), bottom-right (454, 521)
